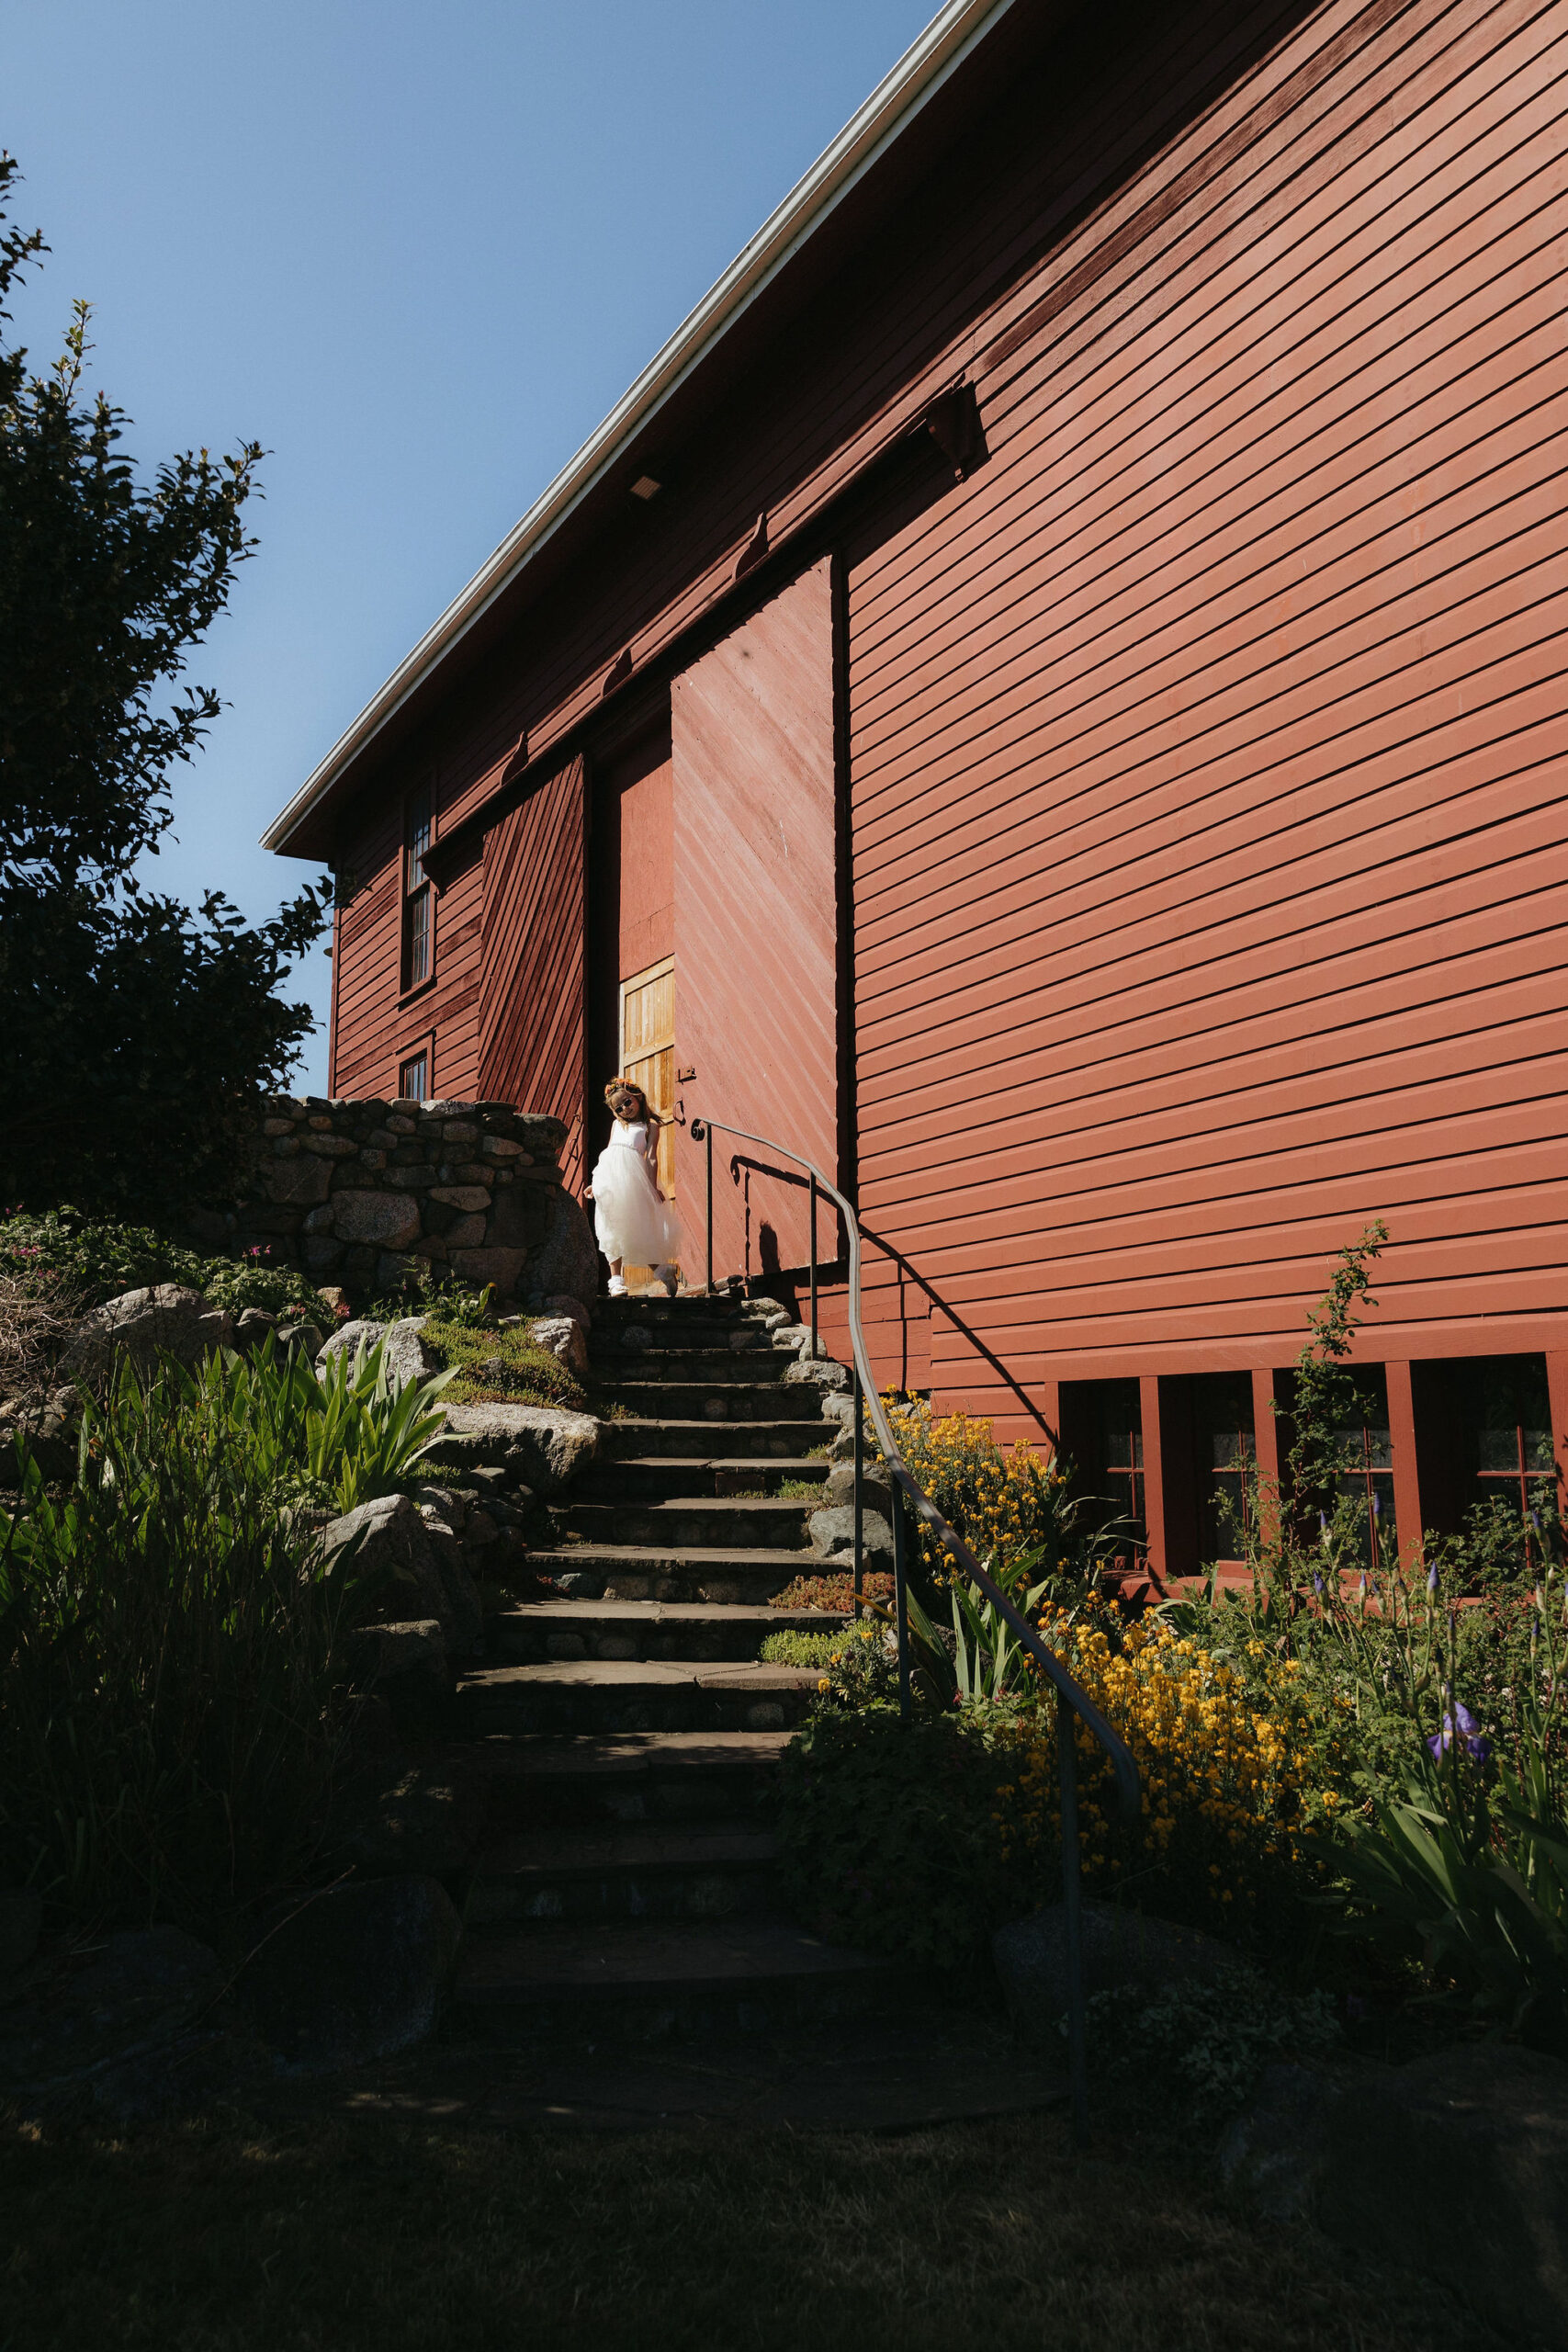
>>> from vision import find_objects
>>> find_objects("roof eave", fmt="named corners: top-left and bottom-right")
top-left (262, 0), bottom-right (1018, 856)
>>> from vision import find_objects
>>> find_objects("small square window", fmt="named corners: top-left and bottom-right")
top-left (399, 1049), bottom-right (429, 1102)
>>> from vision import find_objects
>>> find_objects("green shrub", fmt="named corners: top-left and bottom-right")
top-left (0, 1208), bottom-right (323, 1320)
top-left (0, 1345), bottom-right (426, 1929)
top-left (1082, 1972), bottom-right (1340, 2130)
top-left (254, 1332), bottom-right (455, 1514)
top-left (758, 1628), bottom-right (844, 1668)
top-left (423, 1315), bottom-right (587, 1411)
top-left (776, 1705), bottom-right (1042, 1966)
top-left (195, 1252), bottom-right (324, 1320)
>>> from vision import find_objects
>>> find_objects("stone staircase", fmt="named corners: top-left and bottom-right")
top-left (448, 1290), bottom-right (910, 2040)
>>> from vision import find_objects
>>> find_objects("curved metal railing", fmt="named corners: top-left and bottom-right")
top-left (689, 1114), bottom-right (1140, 2144)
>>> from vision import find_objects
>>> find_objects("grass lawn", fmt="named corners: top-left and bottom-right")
top-left (1, 2098), bottom-right (1492, 2352)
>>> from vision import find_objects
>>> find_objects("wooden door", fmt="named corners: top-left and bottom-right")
top-left (619, 954), bottom-right (676, 1203)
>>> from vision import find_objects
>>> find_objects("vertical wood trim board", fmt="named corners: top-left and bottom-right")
top-left (672, 558), bottom-right (840, 1280)
top-left (476, 755), bottom-right (589, 1192)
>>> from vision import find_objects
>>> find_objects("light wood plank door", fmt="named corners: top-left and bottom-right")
top-left (619, 954), bottom-right (677, 1208)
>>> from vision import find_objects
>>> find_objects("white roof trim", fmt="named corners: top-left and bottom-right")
top-left (263, 0), bottom-right (1018, 853)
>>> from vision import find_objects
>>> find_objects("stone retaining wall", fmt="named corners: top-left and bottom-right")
top-left (186, 1097), bottom-right (597, 1306)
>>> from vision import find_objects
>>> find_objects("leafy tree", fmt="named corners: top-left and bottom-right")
top-left (0, 154), bottom-right (331, 1215)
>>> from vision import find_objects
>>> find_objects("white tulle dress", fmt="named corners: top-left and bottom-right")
top-left (589, 1118), bottom-right (681, 1266)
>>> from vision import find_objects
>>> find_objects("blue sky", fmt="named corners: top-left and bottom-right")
top-left (2, 0), bottom-right (935, 1090)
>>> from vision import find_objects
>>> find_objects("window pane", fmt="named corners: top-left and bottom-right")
top-left (399, 1051), bottom-right (427, 1102)
top-left (407, 886), bottom-right (430, 986)
top-left (407, 791), bottom-right (431, 889)
top-left (1192, 1373), bottom-right (1254, 1556)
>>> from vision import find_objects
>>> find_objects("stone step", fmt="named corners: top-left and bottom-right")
top-left (491, 1599), bottom-right (844, 1665)
top-left (598, 1418), bottom-right (826, 1461)
top-left (595, 1295), bottom-right (747, 1327)
top-left (453, 1917), bottom-right (915, 2040)
top-left (466, 1818), bottom-right (780, 1924)
top-left (575, 1455), bottom-right (829, 1501)
top-left (554, 1497), bottom-right (817, 1551)
top-left (592, 1322), bottom-right (776, 1358)
top-left (468, 1729), bottom-right (793, 1825)
top-left (525, 1542), bottom-right (827, 1605)
top-left (456, 1657), bottom-right (818, 1736)
top-left (589, 1381), bottom-right (827, 1422)
top-left (590, 1349), bottom-right (791, 1385)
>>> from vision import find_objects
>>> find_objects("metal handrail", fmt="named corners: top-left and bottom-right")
top-left (689, 1114), bottom-right (1140, 2145)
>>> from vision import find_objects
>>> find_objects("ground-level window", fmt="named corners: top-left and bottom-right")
top-left (402, 786), bottom-right (434, 990)
top-left (1332, 1369), bottom-right (1397, 1570)
top-left (398, 1048), bottom-right (429, 1102)
top-left (1459, 1354), bottom-right (1553, 1562)
top-left (1192, 1372), bottom-right (1256, 1558)
top-left (1058, 1379), bottom-right (1145, 1553)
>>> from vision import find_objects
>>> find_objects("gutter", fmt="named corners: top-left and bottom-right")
top-left (262, 0), bottom-right (1019, 855)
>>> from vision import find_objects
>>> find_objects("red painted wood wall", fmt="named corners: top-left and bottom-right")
top-left (845, 0), bottom-right (1568, 1431)
top-left (319, 0), bottom-right (1568, 1568)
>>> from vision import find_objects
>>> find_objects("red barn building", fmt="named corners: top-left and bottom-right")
top-left (265, 0), bottom-right (1568, 1583)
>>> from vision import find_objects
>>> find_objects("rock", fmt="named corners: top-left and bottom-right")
top-left (521, 1184), bottom-right (598, 1309)
top-left (0, 1887), bottom-right (43, 1974)
top-left (528, 1315), bottom-right (589, 1377)
top-left (1218, 2061), bottom-right (1341, 2223)
top-left (345, 1617), bottom-right (450, 1735)
top-left (782, 1356), bottom-right (852, 1394)
top-left (431, 1401), bottom-right (600, 1495)
top-left (327, 1760), bottom-right (485, 1876)
top-left (429, 1185), bottom-right (491, 1213)
top-left (318, 1315), bottom-right (441, 1392)
top-left (62, 1285), bottom-right (236, 1385)
top-left (543, 1294), bottom-right (592, 1331)
top-left (1318, 2042), bottom-right (1568, 2349)
top-left (329, 1190), bottom-right (423, 1249)
top-left (819, 1392), bottom-right (857, 1429)
top-left (825, 1461), bottom-right (894, 1513)
top-left (275, 1320), bottom-right (325, 1362)
top-left (809, 1504), bottom-right (895, 1566)
top-left (320, 1492), bottom-right (481, 1653)
top-left (318, 1315), bottom-right (384, 1365)
top-left (350, 1615), bottom-right (447, 1681)
top-left (449, 1246), bottom-right (529, 1295)
top-left (239, 1876), bottom-right (461, 2074)
top-left (991, 1899), bottom-right (1241, 2035)
top-left (233, 1306), bottom-right (278, 1351)
top-left (264, 1154), bottom-right (332, 1206)
top-left (551, 1568), bottom-right (606, 1600)
top-left (317, 1284), bottom-right (350, 1315)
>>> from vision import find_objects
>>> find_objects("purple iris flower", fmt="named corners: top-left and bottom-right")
top-left (1427, 1699), bottom-right (1492, 1767)
top-left (1427, 1560), bottom-right (1439, 1599)
top-left (1313, 1572), bottom-right (1325, 1600)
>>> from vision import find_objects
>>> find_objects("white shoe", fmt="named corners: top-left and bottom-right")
top-left (607, 1274), bottom-right (626, 1297)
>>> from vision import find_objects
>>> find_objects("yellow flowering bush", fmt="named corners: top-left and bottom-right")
top-left (994, 1601), bottom-right (1331, 1935)
top-left (884, 1397), bottom-right (1105, 1584)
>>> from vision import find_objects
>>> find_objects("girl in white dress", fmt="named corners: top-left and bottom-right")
top-left (585, 1079), bottom-right (681, 1296)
